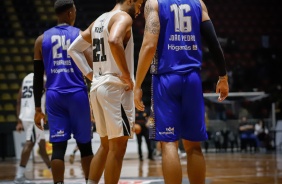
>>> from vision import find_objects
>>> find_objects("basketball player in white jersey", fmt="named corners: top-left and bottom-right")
top-left (68, 0), bottom-right (144, 183)
top-left (14, 73), bottom-right (51, 184)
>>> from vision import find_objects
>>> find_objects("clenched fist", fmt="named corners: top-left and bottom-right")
top-left (34, 107), bottom-right (46, 130)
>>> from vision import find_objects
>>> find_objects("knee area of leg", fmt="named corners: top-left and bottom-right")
top-left (38, 140), bottom-right (47, 149)
top-left (186, 146), bottom-right (202, 154)
top-left (22, 142), bottom-right (35, 153)
top-left (51, 141), bottom-right (67, 161)
top-left (26, 140), bottom-right (35, 147)
top-left (77, 141), bottom-right (93, 158)
top-left (185, 143), bottom-right (202, 153)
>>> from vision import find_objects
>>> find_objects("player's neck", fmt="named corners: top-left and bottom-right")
top-left (57, 22), bottom-right (69, 26)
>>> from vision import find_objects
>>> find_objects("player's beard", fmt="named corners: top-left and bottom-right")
top-left (128, 6), bottom-right (136, 19)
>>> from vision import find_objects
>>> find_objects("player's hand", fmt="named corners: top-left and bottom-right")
top-left (16, 121), bottom-right (24, 132)
top-left (34, 108), bottom-right (46, 130)
top-left (86, 71), bottom-right (93, 81)
top-left (90, 112), bottom-right (95, 123)
top-left (120, 75), bottom-right (134, 91)
top-left (134, 87), bottom-right (145, 111)
top-left (216, 75), bottom-right (229, 102)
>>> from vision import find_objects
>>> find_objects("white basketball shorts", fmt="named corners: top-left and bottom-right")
top-left (90, 82), bottom-right (135, 139)
top-left (23, 121), bottom-right (45, 143)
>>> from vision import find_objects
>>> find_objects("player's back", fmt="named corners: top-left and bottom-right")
top-left (90, 10), bottom-right (134, 90)
top-left (92, 10), bottom-right (134, 77)
top-left (152, 0), bottom-right (203, 75)
top-left (42, 25), bottom-right (86, 93)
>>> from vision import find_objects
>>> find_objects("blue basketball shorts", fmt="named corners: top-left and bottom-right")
top-left (46, 89), bottom-right (92, 143)
top-left (150, 70), bottom-right (207, 142)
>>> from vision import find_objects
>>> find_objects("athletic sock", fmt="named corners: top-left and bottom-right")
top-left (16, 166), bottom-right (25, 178)
top-left (87, 179), bottom-right (95, 184)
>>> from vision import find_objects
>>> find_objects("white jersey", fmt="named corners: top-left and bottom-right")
top-left (19, 73), bottom-right (46, 122)
top-left (90, 10), bottom-right (134, 92)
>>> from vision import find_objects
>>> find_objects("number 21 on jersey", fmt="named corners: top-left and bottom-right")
top-left (93, 38), bottom-right (107, 62)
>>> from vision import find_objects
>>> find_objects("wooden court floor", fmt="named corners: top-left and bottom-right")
top-left (0, 151), bottom-right (282, 184)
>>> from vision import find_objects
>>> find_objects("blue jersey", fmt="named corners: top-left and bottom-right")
top-left (151, 0), bottom-right (202, 75)
top-left (42, 25), bottom-right (86, 93)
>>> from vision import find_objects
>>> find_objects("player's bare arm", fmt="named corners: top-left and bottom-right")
top-left (134, 0), bottom-right (159, 111)
top-left (81, 22), bottom-right (94, 44)
top-left (16, 87), bottom-right (24, 132)
top-left (136, 0), bottom-right (159, 88)
top-left (144, 0), bottom-right (160, 35)
top-left (34, 34), bottom-right (43, 60)
top-left (84, 46), bottom-right (93, 69)
top-left (200, 0), bottom-right (210, 22)
top-left (108, 12), bottom-right (134, 90)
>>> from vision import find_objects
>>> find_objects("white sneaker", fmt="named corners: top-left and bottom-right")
top-left (14, 176), bottom-right (35, 184)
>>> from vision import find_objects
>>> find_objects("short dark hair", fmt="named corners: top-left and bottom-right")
top-left (54, 0), bottom-right (74, 14)
top-left (116, 0), bottom-right (138, 3)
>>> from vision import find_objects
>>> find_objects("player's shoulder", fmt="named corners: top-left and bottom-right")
top-left (35, 34), bottom-right (44, 41)
top-left (26, 73), bottom-right (34, 78)
top-left (199, 0), bottom-right (207, 10)
top-left (67, 26), bottom-right (81, 35)
top-left (44, 26), bottom-right (56, 33)
top-left (145, 0), bottom-right (158, 9)
top-left (115, 10), bottom-right (133, 22)
top-left (34, 34), bottom-right (44, 46)
top-left (23, 73), bottom-right (34, 82)
top-left (69, 25), bottom-right (80, 31)
top-left (108, 10), bottom-right (133, 29)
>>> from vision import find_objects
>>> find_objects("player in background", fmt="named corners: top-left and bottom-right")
top-left (14, 73), bottom-right (51, 184)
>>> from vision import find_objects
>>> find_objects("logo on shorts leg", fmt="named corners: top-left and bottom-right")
top-left (51, 130), bottom-right (65, 138)
top-left (159, 127), bottom-right (174, 135)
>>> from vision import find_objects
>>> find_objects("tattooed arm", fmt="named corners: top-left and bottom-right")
top-left (134, 0), bottom-right (160, 111)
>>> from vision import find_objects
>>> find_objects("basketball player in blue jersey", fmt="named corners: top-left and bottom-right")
top-left (33, 0), bottom-right (93, 183)
top-left (68, 0), bottom-right (144, 183)
top-left (134, 0), bottom-right (229, 184)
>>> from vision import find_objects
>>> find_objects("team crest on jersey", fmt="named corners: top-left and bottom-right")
top-left (51, 130), bottom-right (65, 138)
top-left (159, 126), bottom-right (175, 135)
top-left (192, 44), bottom-right (198, 50)
top-left (166, 127), bottom-right (174, 132)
